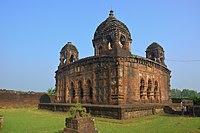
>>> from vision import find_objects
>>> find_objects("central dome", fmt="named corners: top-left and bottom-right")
top-left (92, 10), bottom-right (132, 57)
top-left (94, 10), bottom-right (131, 40)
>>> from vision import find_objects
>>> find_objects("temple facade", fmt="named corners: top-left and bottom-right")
top-left (55, 10), bottom-right (171, 105)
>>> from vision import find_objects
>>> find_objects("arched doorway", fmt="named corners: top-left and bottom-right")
top-left (70, 82), bottom-right (75, 103)
top-left (154, 81), bottom-right (159, 102)
top-left (87, 80), bottom-right (93, 103)
top-left (140, 78), bottom-right (145, 99)
top-left (147, 79), bottom-right (152, 99)
top-left (78, 81), bottom-right (84, 102)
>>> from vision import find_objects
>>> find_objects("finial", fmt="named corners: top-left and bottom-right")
top-left (109, 10), bottom-right (114, 17)
top-left (67, 42), bottom-right (72, 45)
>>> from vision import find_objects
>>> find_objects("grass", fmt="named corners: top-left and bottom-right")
top-left (0, 107), bottom-right (200, 133)
top-left (0, 108), bottom-right (65, 133)
top-left (95, 115), bottom-right (200, 133)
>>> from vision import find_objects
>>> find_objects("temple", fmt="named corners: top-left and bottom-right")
top-left (55, 10), bottom-right (171, 105)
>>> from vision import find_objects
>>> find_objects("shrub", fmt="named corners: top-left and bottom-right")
top-left (68, 103), bottom-right (90, 119)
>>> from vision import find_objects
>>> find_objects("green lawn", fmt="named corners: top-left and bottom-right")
top-left (0, 107), bottom-right (200, 133)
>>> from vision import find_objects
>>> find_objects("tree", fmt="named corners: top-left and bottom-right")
top-left (47, 87), bottom-right (56, 95)
top-left (171, 88), bottom-right (198, 98)
top-left (171, 88), bottom-right (182, 98)
top-left (170, 88), bottom-right (200, 105)
top-left (181, 89), bottom-right (198, 98)
top-left (193, 97), bottom-right (200, 105)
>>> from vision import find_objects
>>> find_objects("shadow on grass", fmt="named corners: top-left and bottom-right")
top-left (95, 115), bottom-right (158, 124)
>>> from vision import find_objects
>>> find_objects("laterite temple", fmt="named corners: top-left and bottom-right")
top-left (55, 10), bottom-right (171, 105)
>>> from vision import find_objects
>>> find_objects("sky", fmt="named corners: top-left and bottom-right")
top-left (0, 0), bottom-right (200, 92)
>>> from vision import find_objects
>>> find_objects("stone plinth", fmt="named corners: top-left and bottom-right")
top-left (62, 117), bottom-right (98, 133)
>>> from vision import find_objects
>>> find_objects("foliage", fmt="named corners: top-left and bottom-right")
top-left (192, 97), bottom-right (200, 105)
top-left (170, 89), bottom-right (182, 98)
top-left (1, 108), bottom-right (200, 133)
top-left (171, 88), bottom-right (199, 98)
top-left (47, 87), bottom-right (56, 94)
top-left (131, 53), bottom-right (136, 57)
top-left (171, 88), bottom-right (200, 105)
top-left (181, 89), bottom-right (199, 98)
top-left (68, 103), bottom-right (90, 119)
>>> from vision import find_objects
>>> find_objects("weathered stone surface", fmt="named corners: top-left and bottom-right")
top-left (39, 103), bottom-right (168, 119)
top-left (55, 56), bottom-right (171, 105)
top-left (62, 117), bottom-right (98, 133)
top-left (146, 42), bottom-right (166, 66)
top-left (0, 89), bottom-right (55, 107)
top-left (172, 98), bottom-right (193, 106)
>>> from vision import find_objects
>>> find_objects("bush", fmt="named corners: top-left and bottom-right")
top-left (68, 103), bottom-right (90, 119)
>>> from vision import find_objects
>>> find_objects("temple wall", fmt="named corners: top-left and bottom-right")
top-left (118, 56), bottom-right (171, 104)
top-left (55, 56), bottom-right (171, 105)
